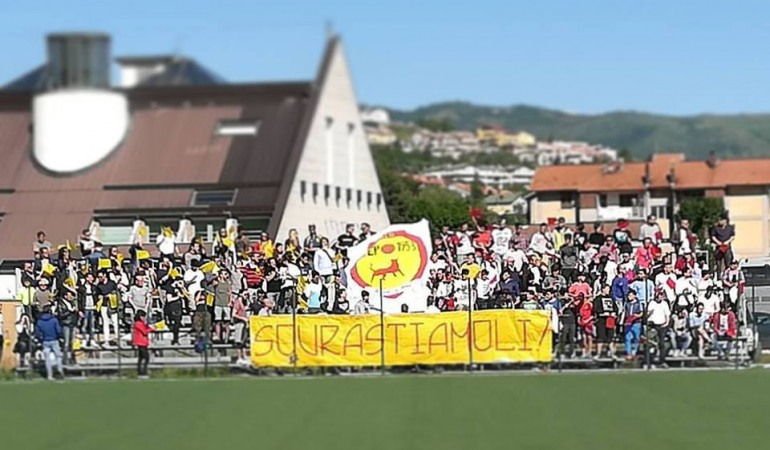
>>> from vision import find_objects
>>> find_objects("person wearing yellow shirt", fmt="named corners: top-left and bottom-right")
top-left (460, 254), bottom-right (481, 280)
top-left (17, 278), bottom-right (35, 318)
top-left (256, 232), bottom-right (274, 258)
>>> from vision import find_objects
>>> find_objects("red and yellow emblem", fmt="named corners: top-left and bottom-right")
top-left (350, 231), bottom-right (428, 297)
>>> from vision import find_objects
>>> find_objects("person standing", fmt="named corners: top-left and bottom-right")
top-left (35, 306), bottom-right (64, 380)
top-left (646, 293), bottom-right (672, 367)
top-left (132, 311), bottom-right (154, 379)
top-left (58, 290), bottom-right (79, 366)
top-left (593, 284), bottom-right (618, 358)
top-left (623, 291), bottom-right (643, 360)
top-left (710, 214), bottom-right (735, 275)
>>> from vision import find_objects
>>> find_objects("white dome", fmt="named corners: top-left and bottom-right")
top-left (33, 89), bottom-right (130, 173)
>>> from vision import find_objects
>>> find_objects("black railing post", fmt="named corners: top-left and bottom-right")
top-left (468, 278), bottom-right (473, 371)
top-left (379, 278), bottom-right (385, 376)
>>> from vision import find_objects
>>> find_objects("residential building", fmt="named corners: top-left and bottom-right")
top-left (0, 32), bottom-right (389, 266)
top-left (476, 124), bottom-right (536, 148)
top-left (364, 123), bottom-right (398, 146)
top-left (516, 141), bottom-right (618, 166)
top-left (484, 191), bottom-right (529, 216)
top-left (360, 107), bottom-right (390, 125)
top-left (421, 165), bottom-right (534, 188)
top-left (529, 153), bottom-right (770, 258)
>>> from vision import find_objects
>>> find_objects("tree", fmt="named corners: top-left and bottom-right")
top-left (469, 174), bottom-right (485, 208)
top-left (617, 148), bottom-right (634, 162)
top-left (415, 117), bottom-right (455, 132)
top-left (676, 197), bottom-right (725, 240)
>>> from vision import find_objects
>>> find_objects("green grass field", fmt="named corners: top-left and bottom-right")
top-left (1, 370), bottom-right (768, 450)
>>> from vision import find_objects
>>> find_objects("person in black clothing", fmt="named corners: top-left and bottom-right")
top-left (574, 223), bottom-right (588, 249)
top-left (96, 270), bottom-right (119, 344)
top-left (588, 222), bottom-right (605, 248)
top-left (359, 223), bottom-right (375, 243)
top-left (165, 279), bottom-right (186, 345)
top-left (558, 291), bottom-right (578, 358)
top-left (593, 284), bottom-right (618, 358)
top-left (335, 224), bottom-right (358, 257)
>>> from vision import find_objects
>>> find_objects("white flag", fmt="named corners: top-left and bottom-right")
top-left (345, 219), bottom-right (433, 313)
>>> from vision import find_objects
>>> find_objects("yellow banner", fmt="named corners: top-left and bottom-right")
top-left (250, 310), bottom-right (551, 367)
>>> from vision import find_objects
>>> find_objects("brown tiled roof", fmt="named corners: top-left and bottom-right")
top-left (0, 81), bottom-right (313, 261)
top-left (531, 153), bottom-right (770, 193)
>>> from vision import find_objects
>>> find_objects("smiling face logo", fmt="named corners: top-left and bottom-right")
top-left (351, 231), bottom-right (428, 298)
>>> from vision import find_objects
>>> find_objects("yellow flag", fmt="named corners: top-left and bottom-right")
top-left (206, 293), bottom-right (215, 307)
top-left (153, 320), bottom-right (168, 331)
top-left (42, 261), bottom-right (56, 276)
top-left (57, 240), bottom-right (74, 251)
top-left (138, 226), bottom-right (149, 238)
top-left (98, 259), bottom-right (112, 269)
top-left (223, 237), bottom-right (234, 248)
top-left (163, 226), bottom-right (174, 238)
top-left (169, 268), bottom-right (181, 278)
top-left (136, 250), bottom-right (151, 260)
top-left (116, 254), bottom-right (125, 265)
top-left (200, 261), bottom-right (218, 273)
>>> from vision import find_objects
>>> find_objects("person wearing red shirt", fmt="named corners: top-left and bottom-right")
top-left (710, 304), bottom-right (737, 359)
top-left (576, 294), bottom-right (594, 357)
top-left (568, 272), bottom-right (592, 301)
top-left (132, 310), bottom-right (154, 378)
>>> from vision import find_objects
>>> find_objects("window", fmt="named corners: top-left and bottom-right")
top-left (357, 189), bottom-right (363, 206)
top-left (560, 191), bottom-right (575, 208)
top-left (99, 225), bottom-right (133, 245)
top-left (312, 183), bottom-right (319, 201)
top-left (651, 205), bottom-right (668, 219)
top-left (192, 189), bottom-right (237, 206)
top-left (300, 181), bottom-right (307, 201)
top-left (335, 186), bottom-right (341, 204)
top-left (214, 119), bottom-right (260, 136)
top-left (598, 194), bottom-right (608, 208)
top-left (366, 192), bottom-right (372, 209)
top-left (619, 194), bottom-right (637, 207)
top-left (324, 184), bottom-right (330, 203)
top-left (376, 193), bottom-right (382, 210)
top-left (346, 188), bottom-right (352, 205)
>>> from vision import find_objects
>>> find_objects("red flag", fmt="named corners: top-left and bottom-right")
top-left (469, 208), bottom-right (483, 220)
top-left (666, 277), bottom-right (676, 290)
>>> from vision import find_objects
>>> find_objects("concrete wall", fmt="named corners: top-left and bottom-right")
top-left (725, 192), bottom-right (768, 258)
top-left (529, 197), bottom-right (576, 224)
top-left (276, 41), bottom-right (390, 241)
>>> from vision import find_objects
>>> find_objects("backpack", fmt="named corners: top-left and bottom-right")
top-left (194, 336), bottom-right (207, 354)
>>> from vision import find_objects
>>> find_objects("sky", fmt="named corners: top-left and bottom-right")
top-left (2, 0), bottom-right (770, 115)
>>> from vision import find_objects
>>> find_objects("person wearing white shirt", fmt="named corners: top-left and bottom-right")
top-left (654, 265), bottom-right (678, 304)
top-left (676, 219), bottom-right (693, 257)
top-left (352, 291), bottom-right (372, 315)
top-left (646, 295), bottom-right (671, 366)
top-left (313, 237), bottom-right (336, 278)
top-left (155, 225), bottom-right (177, 256)
top-left (184, 264), bottom-right (204, 302)
top-left (506, 248), bottom-right (527, 273)
top-left (674, 269), bottom-right (698, 310)
top-left (528, 223), bottom-right (552, 256)
top-left (475, 270), bottom-right (493, 309)
top-left (491, 226), bottom-right (513, 257)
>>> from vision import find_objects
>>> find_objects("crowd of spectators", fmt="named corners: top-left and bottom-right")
top-left (12, 211), bottom-right (744, 378)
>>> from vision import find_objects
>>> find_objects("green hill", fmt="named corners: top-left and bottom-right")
top-left (386, 102), bottom-right (770, 159)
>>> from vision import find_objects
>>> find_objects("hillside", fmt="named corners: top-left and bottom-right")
top-left (386, 102), bottom-right (770, 159)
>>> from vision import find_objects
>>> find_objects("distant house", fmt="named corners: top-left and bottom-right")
top-left (421, 164), bottom-right (534, 188)
top-left (361, 107), bottom-right (391, 126)
top-left (484, 191), bottom-right (528, 216)
top-left (529, 153), bottom-right (770, 258)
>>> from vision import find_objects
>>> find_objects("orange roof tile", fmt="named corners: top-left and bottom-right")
top-left (531, 154), bottom-right (770, 192)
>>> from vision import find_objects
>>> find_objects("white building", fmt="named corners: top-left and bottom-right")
top-left (421, 164), bottom-right (534, 188)
top-left (360, 107), bottom-right (391, 125)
